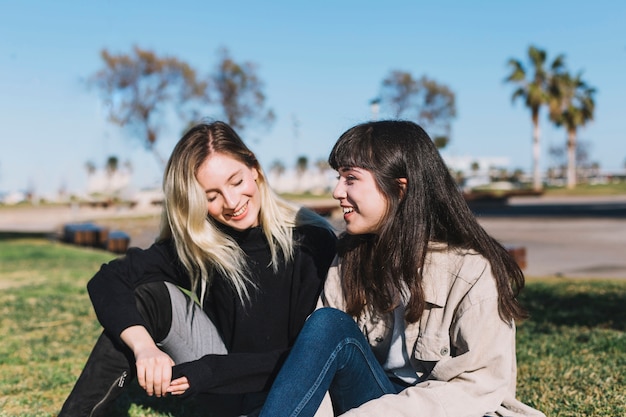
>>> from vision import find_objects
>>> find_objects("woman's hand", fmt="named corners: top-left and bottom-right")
top-left (134, 343), bottom-right (176, 397)
top-left (167, 376), bottom-right (191, 396)
top-left (120, 325), bottom-right (175, 397)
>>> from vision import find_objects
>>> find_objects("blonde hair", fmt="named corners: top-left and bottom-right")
top-left (158, 121), bottom-right (331, 304)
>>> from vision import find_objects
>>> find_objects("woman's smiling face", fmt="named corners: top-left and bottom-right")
top-left (196, 152), bottom-right (261, 231)
top-left (332, 166), bottom-right (388, 235)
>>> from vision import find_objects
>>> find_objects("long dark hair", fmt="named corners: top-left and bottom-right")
top-left (328, 120), bottom-right (527, 323)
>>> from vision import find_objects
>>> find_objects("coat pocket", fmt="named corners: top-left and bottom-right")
top-left (414, 333), bottom-right (451, 361)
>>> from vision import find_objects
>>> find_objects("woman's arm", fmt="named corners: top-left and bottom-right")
top-left (338, 298), bottom-right (517, 417)
top-left (121, 325), bottom-right (175, 397)
top-left (339, 267), bottom-right (533, 417)
top-left (87, 241), bottom-right (189, 342)
top-left (170, 226), bottom-right (337, 396)
top-left (87, 242), bottom-right (189, 397)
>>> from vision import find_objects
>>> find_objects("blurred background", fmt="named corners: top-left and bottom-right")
top-left (1, 0), bottom-right (625, 278)
top-left (1, 0), bottom-right (625, 201)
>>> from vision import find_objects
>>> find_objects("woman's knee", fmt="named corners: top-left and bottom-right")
top-left (308, 307), bottom-right (352, 325)
top-left (134, 282), bottom-right (172, 342)
top-left (304, 308), bottom-right (360, 340)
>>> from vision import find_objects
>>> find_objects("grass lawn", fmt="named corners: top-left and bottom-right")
top-left (0, 238), bottom-right (624, 416)
top-left (543, 181), bottom-right (626, 196)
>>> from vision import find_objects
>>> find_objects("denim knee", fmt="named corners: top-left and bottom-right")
top-left (304, 308), bottom-right (361, 343)
top-left (307, 307), bottom-right (354, 327)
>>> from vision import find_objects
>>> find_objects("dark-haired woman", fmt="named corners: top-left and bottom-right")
top-left (258, 120), bottom-right (545, 417)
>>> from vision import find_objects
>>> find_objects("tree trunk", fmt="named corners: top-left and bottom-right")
top-left (532, 120), bottom-right (542, 192)
top-left (566, 129), bottom-right (577, 189)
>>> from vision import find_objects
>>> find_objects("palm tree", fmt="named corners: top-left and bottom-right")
top-left (505, 46), bottom-right (565, 191)
top-left (549, 71), bottom-right (596, 189)
top-left (105, 156), bottom-right (119, 176)
top-left (296, 156), bottom-right (308, 176)
top-left (269, 159), bottom-right (286, 177)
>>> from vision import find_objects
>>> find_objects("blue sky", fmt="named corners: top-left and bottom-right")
top-left (1, 0), bottom-right (625, 195)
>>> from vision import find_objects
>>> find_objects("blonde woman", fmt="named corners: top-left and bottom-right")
top-left (59, 121), bottom-right (337, 417)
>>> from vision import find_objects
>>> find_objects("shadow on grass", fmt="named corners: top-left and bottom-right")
top-left (103, 380), bottom-right (262, 417)
top-left (0, 231), bottom-right (56, 240)
top-left (519, 281), bottom-right (626, 331)
top-left (104, 381), bottom-right (212, 417)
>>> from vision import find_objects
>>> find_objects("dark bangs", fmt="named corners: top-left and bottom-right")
top-left (328, 124), bottom-right (378, 170)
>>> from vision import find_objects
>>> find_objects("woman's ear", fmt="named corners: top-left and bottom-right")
top-left (397, 178), bottom-right (408, 199)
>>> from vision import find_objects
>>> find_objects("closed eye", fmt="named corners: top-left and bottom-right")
top-left (345, 175), bottom-right (357, 184)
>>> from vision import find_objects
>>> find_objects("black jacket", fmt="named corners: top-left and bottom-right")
top-left (87, 224), bottom-right (337, 395)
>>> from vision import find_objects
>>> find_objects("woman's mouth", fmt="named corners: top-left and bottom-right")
top-left (231, 202), bottom-right (248, 219)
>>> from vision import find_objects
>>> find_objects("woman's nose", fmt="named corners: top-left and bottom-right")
top-left (222, 190), bottom-right (237, 209)
top-left (332, 181), bottom-right (345, 200)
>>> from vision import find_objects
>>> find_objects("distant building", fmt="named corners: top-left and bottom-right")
top-left (1, 190), bottom-right (28, 205)
top-left (267, 168), bottom-right (336, 195)
top-left (443, 155), bottom-right (511, 175)
top-left (443, 155), bottom-right (512, 189)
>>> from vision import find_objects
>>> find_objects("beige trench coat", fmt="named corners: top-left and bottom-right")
top-left (313, 244), bottom-right (546, 417)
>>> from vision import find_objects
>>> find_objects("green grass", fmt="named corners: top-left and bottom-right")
top-left (543, 181), bottom-right (626, 196)
top-left (515, 278), bottom-right (626, 416)
top-left (1, 238), bottom-right (625, 416)
top-left (0, 238), bottom-right (113, 417)
top-left (278, 180), bottom-right (626, 200)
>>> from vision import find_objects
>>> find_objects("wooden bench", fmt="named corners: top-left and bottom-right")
top-left (505, 245), bottom-right (527, 270)
top-left (62, 223), bottom-right (130, 254)
top-left (106, 230), bottom-right (131, 254)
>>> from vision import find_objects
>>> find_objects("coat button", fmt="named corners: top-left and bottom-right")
top-left (440, 347), bottom-right (449, 355)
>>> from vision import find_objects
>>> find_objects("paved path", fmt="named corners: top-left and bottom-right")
top-left (477, 217), bottom-right (626, 278)
top-left (1, 196), bottom-right (625, 279)
top-left (471, 195), bottom-right (626, 278)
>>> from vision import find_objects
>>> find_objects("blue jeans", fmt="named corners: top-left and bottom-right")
top-left (258, 307), bottom-right (401, 417)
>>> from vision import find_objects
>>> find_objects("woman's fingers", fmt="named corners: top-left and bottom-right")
top-left (135, 347), bottom-right (175, 396)
top-left (159, 362), bottom-right (173, 397)
top-left (167, 376), bottom-right (190, 396)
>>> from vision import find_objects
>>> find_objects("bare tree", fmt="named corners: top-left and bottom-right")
top-left (212, 48), bottom-right (275, 131)
top-left (380, 71), bottom-right (420, 117)
top-left (91, 46), bottom-right (274, 169)
top-left (91, 46), bottom-right (209, 167)
top-left (379, 70), bottom-right (456, 148)
top-left (417, 76), bottom-right (456, 148)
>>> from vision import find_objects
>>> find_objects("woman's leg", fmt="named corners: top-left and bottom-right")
top-left (58, 281), bottom-right (174, 417)
top-left (259, 308), bottom-right (396, 417)
top-left (160, 283), bottom-right (267, 416)
top-left (157, 282), bottom-right (227, 362)
top-left (57, 331), bottom-right (134, 417)
top-left (59, 281), bottom-right (227, 417)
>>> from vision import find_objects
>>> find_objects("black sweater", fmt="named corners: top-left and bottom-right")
top-left (87, 224), bottom-right (337, 395)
